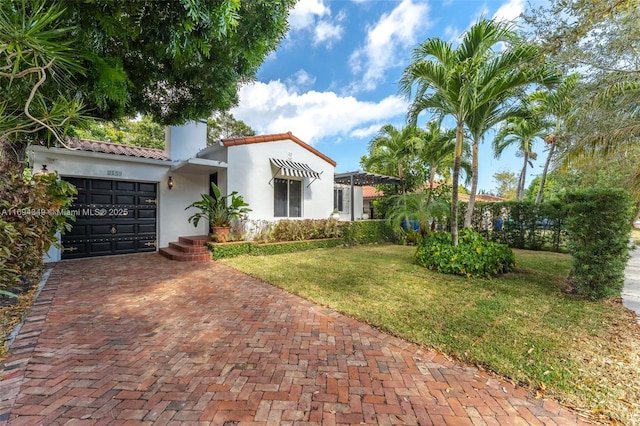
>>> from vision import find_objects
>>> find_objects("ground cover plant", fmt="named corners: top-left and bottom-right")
top-left (223, 245), bottom-right (640, 425)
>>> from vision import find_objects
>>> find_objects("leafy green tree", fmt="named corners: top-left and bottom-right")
top-left (493, 171), bottom-right (518, 200)
top-left (0, 1), bottom-right (88, 160)
top-left (1, 0), bottom-right (294, 162)
top-left (400, 18), bottom-right (559, 245)
top-left (74, 116), bottom-right (165, 149)
top-left (60, 0), bottom-right (295, 124)
top-left (207, 111), bottom-right (255, 146)
top-left (493, 112), bottom-right (549, 201)
top-left (525, 1), bottom-right (640, 188)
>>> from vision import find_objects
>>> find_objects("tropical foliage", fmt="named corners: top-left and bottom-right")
top-left (493, 111), bottom-right (549, 201)
top-left (186, 183), bottom-right (251, 229)
top-left (399, 18), bottom-right (559, 245)
top-left (414, 229), bottom-right (515, 278)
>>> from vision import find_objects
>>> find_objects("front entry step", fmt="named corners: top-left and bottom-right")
top-left (159, 235), bottom-right (211, 261)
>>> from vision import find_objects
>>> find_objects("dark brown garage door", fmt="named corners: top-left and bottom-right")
top-left (62, 178), bottom-right (157, 259)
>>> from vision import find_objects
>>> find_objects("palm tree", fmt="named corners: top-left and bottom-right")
top-left (361, 124), bottom-right (420, 193)
top-left (416, 121), bottom-right (455, 192)
top-left (493, 113), bottom-right (550, 200)
top-left (400, 18), bottom-right (559, 245)
top-left (463, 96), bottom-right (530, 226)
top-left (528, 73), bottom-right (579, 204)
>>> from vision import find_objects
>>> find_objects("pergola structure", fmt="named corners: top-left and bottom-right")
top-left (333, 171), bottom-right (401, 221)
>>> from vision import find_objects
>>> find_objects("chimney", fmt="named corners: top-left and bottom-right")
top-left (165, 121), bottom-right (208, 161)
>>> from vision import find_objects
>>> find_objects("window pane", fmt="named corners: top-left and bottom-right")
top-left (336, 189), bottom-right (343, 212)
top-left (274, 179), bottom-right (288, 217)
top-left (289, 180), bottom-right (302, 217)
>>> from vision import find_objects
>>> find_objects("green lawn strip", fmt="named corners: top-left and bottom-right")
top-left (222, 245), bottom-right (636, 421)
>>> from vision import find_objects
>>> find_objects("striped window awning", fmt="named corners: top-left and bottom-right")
top-left (270, 158), bottom-right (322, 179)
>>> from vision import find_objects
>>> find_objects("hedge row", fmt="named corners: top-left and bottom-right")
top-left (208, 220), bottom-right (397, 259)
top-left (459, 200), bottom-right (567, 251)
top-left (207, 238), bottom-right (343, 259)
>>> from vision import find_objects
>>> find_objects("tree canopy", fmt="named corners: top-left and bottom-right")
top-left (1, 0), bottom-right (294, 161)
top-left (61, 0), bottom-right (295, 124)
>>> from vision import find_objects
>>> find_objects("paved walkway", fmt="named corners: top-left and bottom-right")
top-left (623, 241), bottom-right (640, 323)
top-left (0, 254), bottom-right (590, 425)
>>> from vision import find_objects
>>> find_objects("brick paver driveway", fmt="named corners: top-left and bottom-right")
top-left (1, 253), bottom-right (589, 425)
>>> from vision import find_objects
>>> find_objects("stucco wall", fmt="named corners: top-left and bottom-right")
top-left (226, 140), bottom-right (334, 221)
top-left (334, 184), bottom-right (365, 221)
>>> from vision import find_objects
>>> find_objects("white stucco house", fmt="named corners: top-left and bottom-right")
top-left (30, 122), bottom-right (336, 261)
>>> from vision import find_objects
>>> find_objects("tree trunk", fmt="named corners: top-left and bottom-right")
top-left (451, 122), bottom-right (464, 246)
top-left (517, 152), bottom-right (528, 201)
top-left (463, 138), bottom-right (479, 228)
top-left (451, 155), bottom-right (461, 246)
top-left (536, 141), bottom-right (555, 204)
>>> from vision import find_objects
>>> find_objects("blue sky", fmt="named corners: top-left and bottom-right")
top-left (232, 0), bottom-right (545, 193)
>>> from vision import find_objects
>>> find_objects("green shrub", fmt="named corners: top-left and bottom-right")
top-left (250, 239), bottom-right (343, 256)
top-left (207, 241), bottom-right (252, 259)
top-left (0, 160), bottom-right (76, 297)
top-left (207, 239), bottom-right (343, 259)
top-left (414, 229), bottom-right (515, 278)
top-left (270, 219), bottom-right (339, 242)
top-left (339, 220), bottom-right (397, 245)
top-left (563, 189), bottom-right (633, 300)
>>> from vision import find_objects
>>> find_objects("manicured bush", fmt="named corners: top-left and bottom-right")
top-left (338, 219), bottom-right (397, 245)
top-left (414, 229), bottom-right (515, 278)
top-left (207, 239), bottom-right (343, 259)
top-left (563, 188), bottom-right (633, 300)
top-left (250, 239), bottom-right (343, 256)
top-left (207, 241), bottom-right (252, 259)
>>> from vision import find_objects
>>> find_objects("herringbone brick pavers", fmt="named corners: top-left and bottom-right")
top-left (0, 253), bottom-right (591, 425)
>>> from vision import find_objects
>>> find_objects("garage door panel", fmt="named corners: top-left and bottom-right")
top-left (115, 194), bottom-right (136, 204)
top-left (138, 209), bottom-right (156, 219)
top-left (115, 181), bottom-right (136, 191)
top-left (88, 193), bottom-right (114, 205)
top-left (138, 183), bottom-right (156, 193)
top-left (62, 178), bottom-right (157, 259)
top-left (90, 180), bottom-right (113, 191)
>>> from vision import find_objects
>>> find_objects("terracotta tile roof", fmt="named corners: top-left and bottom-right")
top-left (67, 138), bottom-right (169, 161)
top-left (362, 186), bottom-right (383, 200)
top-left (222, 132), bottom-right (337, 167)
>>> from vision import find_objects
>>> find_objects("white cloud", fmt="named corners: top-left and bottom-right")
top-left (232, 81), bottom-right (407, 143)
top-left (288, 0), bottom-right (344, 48)
top-left (493, 0), bottom-right (525, 23)
top-left (285, 69), bottom-right (317, 92)
top-left (289, 0), bottom-right (330, 31)
top-left (350, 123), bottom-right (385, 139)
top-left (314, 15), bottom-right (344, 46)
top-left (349, 0), bottom-right (431, 92)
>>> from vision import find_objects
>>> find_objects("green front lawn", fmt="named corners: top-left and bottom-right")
top-left (223, 245), bottom-right (640, 424)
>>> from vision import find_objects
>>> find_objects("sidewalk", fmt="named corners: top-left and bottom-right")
top-left (623, 240), bottom-right (640, 323)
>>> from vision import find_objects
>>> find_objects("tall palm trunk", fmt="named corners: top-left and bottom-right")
top-left (463, 138), bottom-right (479, 228)
top-left (517, 151), bottom-right (529, 201)
top-left (536, 133), bottom-right (557, 204)
top-left (451, 122), bottom-right (464, 246)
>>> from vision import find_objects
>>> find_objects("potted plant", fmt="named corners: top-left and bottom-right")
top-left (331, 209), bottom-right (341, 220)
top-left (186, 183), bottom-right (251, 242)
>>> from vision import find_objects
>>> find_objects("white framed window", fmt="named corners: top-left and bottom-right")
top-left (274, 178), bottom-right (302, 217)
